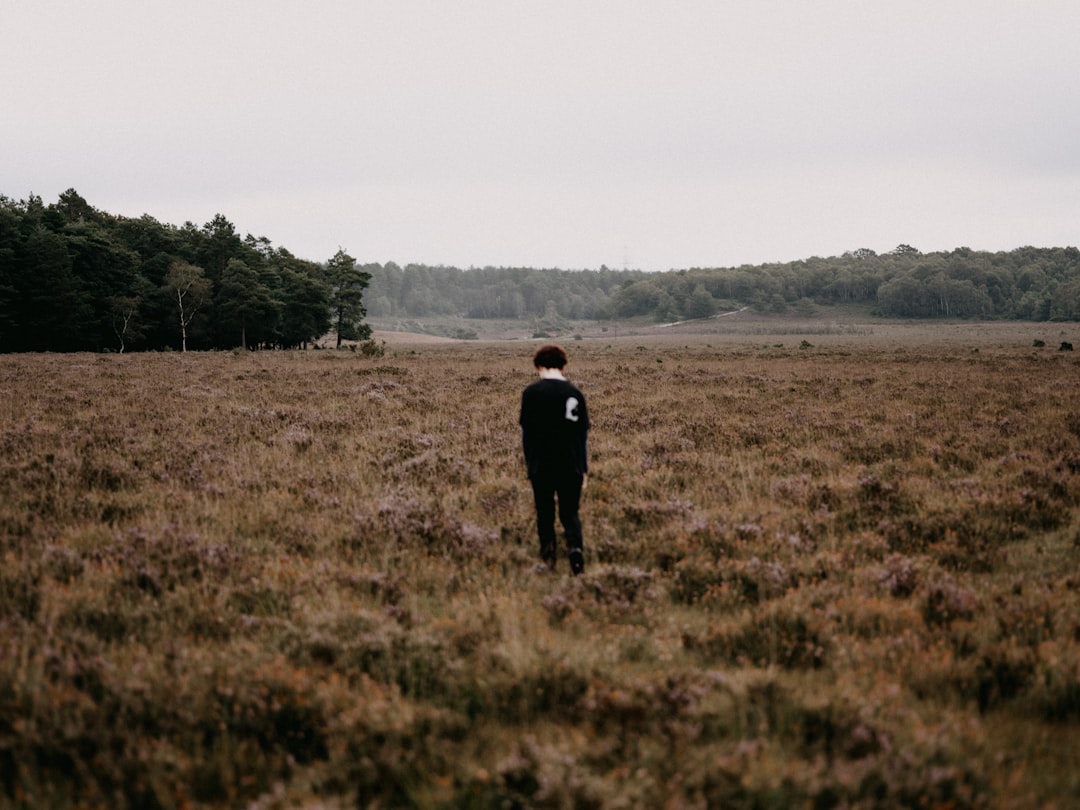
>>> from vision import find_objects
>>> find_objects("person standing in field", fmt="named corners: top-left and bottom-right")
top-left (520, 344), bottom-right (590, 575)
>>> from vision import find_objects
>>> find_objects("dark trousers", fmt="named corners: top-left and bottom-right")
top-left (530, 471), bottom-right (584, 574)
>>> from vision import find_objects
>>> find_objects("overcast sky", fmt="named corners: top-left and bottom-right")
top-left (4, 1), bottom-right (1079, 271)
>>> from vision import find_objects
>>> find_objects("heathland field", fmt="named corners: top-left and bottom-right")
top-left (1, 324), bottom-right (1079, 808)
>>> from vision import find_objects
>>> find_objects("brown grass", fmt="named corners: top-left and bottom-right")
top-left (1, 326), bottom-right (1079, 808)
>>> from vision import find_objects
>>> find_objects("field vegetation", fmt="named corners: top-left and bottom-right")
top-left (1, 322), bottom-right (1079, 808)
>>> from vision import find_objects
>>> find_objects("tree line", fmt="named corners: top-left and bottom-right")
top-left (0, 190), bottom-right (371, 352)
top-left (4, 190), bottom-right (1080, 354)
top-left (364, 264), bottom-right (647, 321)
top-left (604, 244), bottom-right (1080, 322)
top-left (365, 244), bottom-right (1080, 324)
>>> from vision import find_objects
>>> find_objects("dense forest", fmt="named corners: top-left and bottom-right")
top-left (0, 191), bottom-right (371, 352)
top-left (3, 190), bottom-right (1080, 353)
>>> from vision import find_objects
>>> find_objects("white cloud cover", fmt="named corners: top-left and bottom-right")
top-left (4, 1), bottom-right (1079, 270)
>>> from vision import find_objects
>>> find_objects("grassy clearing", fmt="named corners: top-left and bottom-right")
top-left (1, 328), bottom-right (1079, 808)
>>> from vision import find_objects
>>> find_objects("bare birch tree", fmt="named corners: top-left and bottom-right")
top-left (109, 295), bottom-right (140, 353)
top-left (163, 260), bottom-right (211, 352)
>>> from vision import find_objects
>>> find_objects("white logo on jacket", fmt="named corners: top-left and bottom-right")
top-left (565, 397), bottom-right (580, 422)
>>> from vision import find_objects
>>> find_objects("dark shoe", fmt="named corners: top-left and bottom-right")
top-left (568, 549), bottom-right (584, 576)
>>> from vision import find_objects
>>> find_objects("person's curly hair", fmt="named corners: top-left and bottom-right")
top-left (533, 344), bottom-right (568, 369)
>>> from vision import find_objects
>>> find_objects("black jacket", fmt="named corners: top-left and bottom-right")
top-left (520, 377), bottom-right (590, 479)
